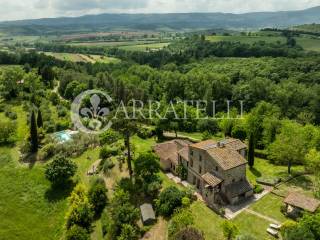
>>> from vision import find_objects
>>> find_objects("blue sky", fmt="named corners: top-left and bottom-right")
top-left (0, 0), bottom-right (320, 21)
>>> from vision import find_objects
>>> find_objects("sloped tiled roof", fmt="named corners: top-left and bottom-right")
top-left (225, 180), bottom-right (252, 197)
top-left (178, 147), bottom-right (189, 161)
top-left (202, 172), bottom-right (222, 187)
top-left (207, 147), bottom-right (247, 170)
top-left (153, 140), bottom-right (191, 165)
top-left (191, 140), bottom-right (217, 150)
top-left (284, 192), bottom-right (320, 213)
top-left (191, 138), bottom-right (247, 151)
top-left (222, 138), bottom-right (247, 151)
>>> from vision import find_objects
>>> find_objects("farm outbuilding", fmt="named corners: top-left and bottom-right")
top-left (284, 192), bottom-right (320, 218)
top-left (140, 203), bottom-right (156, 226)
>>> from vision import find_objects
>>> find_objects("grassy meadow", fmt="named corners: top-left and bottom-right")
top-left (207, 35), bottom-right (320, 52)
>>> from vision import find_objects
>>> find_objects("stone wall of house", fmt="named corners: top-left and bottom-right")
top-left (186, 145), bottom-right (250, 205)
top-left (222, 165), bottom-right (247, 188)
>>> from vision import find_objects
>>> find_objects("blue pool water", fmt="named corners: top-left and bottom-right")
top-left (53, 131), bottom-right (72, 143)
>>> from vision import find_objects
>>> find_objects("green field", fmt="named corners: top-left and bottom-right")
top-left (0, 105), bottom-right (67, 240)
top-left (207, 35), bottom-right (320, 52)
top-left (69, 40), bottom-right (158, 47)
top-left (296, 37), bottom-right (320, 52)
top-left (43, 52), bottom-right (120, 63)
top-left (119, 42), bottom-right (170, 51)
top-left (206, 35), bottom-right (286, 44)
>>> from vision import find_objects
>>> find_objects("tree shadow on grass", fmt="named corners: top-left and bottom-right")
top-left (45, 180), bottom-right (76, 203)
top-left (249, 167), bottom-right (262, 178)
top-left (286, 175), bottom-right (314, 191)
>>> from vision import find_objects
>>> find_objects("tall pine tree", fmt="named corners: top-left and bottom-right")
top-left (37, 109), bottom-right (43, 128)
top-left (30, 110), bottom-right (38, 153)
top-left (248, 133), bottom-right (255, 168)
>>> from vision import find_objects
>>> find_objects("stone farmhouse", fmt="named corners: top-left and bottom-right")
top-left (154, 138), bottom-right (253, 206)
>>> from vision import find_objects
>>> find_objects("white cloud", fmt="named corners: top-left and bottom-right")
top-left (0, 0), bottom-right (319, 21)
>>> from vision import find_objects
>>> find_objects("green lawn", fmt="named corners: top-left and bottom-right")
top-left (246, 158), bottom-right (305, 184)
top-left (249, 194), bottom-right (288, 223)
top-left (0, 146), bottom-right (68, 240)
top-left (273, 174), bottom-right (315, 197)
top-left (131, 135), bottom-right (156, 155)
top-left (233, 212), bottom-right (273, 240)
top-left (190, 201), bottom-right (225, 240)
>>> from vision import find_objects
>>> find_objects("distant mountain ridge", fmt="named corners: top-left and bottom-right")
top-left (1, 6), bottom-right (320, 35)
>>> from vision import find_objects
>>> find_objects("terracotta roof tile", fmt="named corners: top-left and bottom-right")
top-left (284, 192), bottom-right (320, 213)
top-left (222, 138), bottom-right (247, 151)
top-left (191, 140), bottom-right (217, 150)
top-left (207, 146), bottom-right (247, 170)
top-left (153, 140), bottom-right (191, 165)
top-left (178, 147), bottom-right (189, 161)
top-left (202, 173), bottom-right (222, 187)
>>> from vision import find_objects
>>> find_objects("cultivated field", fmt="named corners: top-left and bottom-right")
top-left (119, 42), bottom-right (170, 51)
top-left (43, 52), bottom-right (120, 63)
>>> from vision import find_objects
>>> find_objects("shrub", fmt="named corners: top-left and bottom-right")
top-left (202, 131), bottom-right (212, 140)
top-left (55, 119), bottom-right (70, 131)
top-left (137, 127), bottom-right (153, 139)
top-left (253, 184), bottom-right (264, 194)
top-left (176, 164), bottom-right (188, 180)
top-left (168, 208), bottom-right (194, 238)
top-left (57, 106), bottom-right (68, 117)
top-left (221, 220), bottom-right (239, 240)
top-left (65, 225), bottom-right (90, 240)
top-left (99, 146), bottom-right (119, 160)
top-left (45, 155), bottom-right (77, 185)
top-left (117, 224), bottom-right (140, 240)
top-left (5, 110), bottom-right (17, 120)
top-left (49, 92), bottom-right (60, 105)
top-left (99, 130), bottom-right (120, 145)
top-left (181, 197), bottom-right (191, 207)
top-left (65, 184), bottom-right (94, 231)
top-left (43, 121), bottom-right (55, 133)
top-left (38, 143), bottom-right (55, 161)
top-left (155, 186), bottom-right (186, 217)
top-left (197, 119), bottom-right (219, 134)
top-left (101, 210), bottom-right (112, 236)
top-left (88, 179), bottom-right (108, 216)
top-left (280, 220), bottom-right (298, 236)
top-left (174, 227), bottom-right (204, 240)
top-left (0, 120), bottom-right (16, 143)
top-left (99, 158), bottom-right (115, 174)
top-left (0, 103), bottom-right (5, 112)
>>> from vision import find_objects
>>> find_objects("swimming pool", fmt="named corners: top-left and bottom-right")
top-left (53, 130), bottom-right (76, 143)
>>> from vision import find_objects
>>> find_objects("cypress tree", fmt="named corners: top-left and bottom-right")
top-left (37, 109), bottom-right (43, 128)
top-left (30, 110), bottom-right (38, 152)
top-left (248, 133), bottom-right (255, 168)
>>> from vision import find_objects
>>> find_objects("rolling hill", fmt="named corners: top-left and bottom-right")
top-left (0, 6), bottom-right (320, 35)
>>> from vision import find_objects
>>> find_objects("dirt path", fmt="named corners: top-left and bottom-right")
top-left (141, 217), bottom-right (168, 240)
top-left (244, 209), bottom-right (280, 225)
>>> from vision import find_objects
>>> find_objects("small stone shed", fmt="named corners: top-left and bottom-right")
top-left (140, 203), bottom-right (156, 226)
top-left (284, 192), bottom-right (320, 215)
